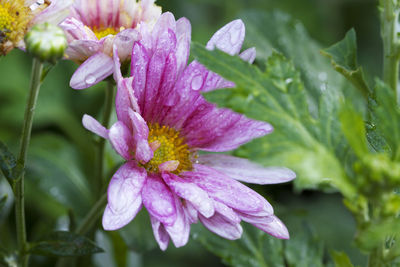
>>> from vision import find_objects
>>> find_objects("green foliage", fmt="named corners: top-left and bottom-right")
top-left (191, 42), bottom-right (355, 196)
top-left (194, 223), bottom-right (329, 267)
top-left (321, 29), bottom-right (370, 98)
top-left (331, 251), bottom-right (354, 267)
top-left (0, 195), bottom-right (6, 211)
top-left (0, 141), bottom-right (21, 182)
top-left (29, 231), bottom-right (103, 257)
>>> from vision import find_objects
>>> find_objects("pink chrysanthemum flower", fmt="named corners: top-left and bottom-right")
top-left (0, 0), bottom-right (71, 55)
top-left (83, 13), bottom-right (296, 250)
top-left (60, 0), bottom-right (161, 89)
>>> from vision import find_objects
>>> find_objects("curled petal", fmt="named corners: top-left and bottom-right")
top-left (142, 174), bottom-right (177, 226)
top-left (109, 121), bottom-right (134, 160)
top-left (150, 216), bottom-right (170, 251)
top-left (239, 213), bottom-right (289, 239)
top-left (239, 47), bottom-right (256, 64)
top-left (199, 213), bottom-right (243, 240)
top-left (128, 109), bottom-right (153, 163)
top-left (82, 114), bottom-right (108, 139)
top-left (198, 154), bottom-right (296, 184)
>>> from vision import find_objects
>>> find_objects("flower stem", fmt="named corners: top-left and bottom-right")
top-left (13, 58), bottom-right (44, 267)
top-left (75, 193), bottom-right (107, 235)
top-left (380, 0), bottom-right (400, 103)
top-left (95, 80), bottom-right (115, 194)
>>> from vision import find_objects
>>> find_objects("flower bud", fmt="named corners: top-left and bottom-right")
top-left (24, 22), bottom-right (67, 64)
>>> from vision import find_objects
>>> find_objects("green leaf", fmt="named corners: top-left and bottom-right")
top-left (194, 223), bottom-right (285, 267)
top-left (339, 104), bottom-right (369, 158)
top-left (372, 79), bottom-right (400, 160)
top-left (321, 29), bottom-right (370, 98)
top-left (192, 43), bottom-right (354, 195)
top-left (0, 140), bottom-right (20, 182)
top-left (29, 231), bottom-right (103, 257)
top-left (331, 251), bottom-right (354, 267)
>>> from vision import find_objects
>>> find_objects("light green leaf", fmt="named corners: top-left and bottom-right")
top-left (29, 231), bottom-right (103, 257)
top-left (339, 104), bottom-right (369, 158)
top-left (372, 79), bottom-right (400, 160)
top-left (321, 29), bottom-right (370, 98)
top-left (331, 251), bottom-right (354, 267)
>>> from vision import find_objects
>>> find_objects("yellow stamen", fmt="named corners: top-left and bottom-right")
top-left (92, 26), bottom-right (119, 39)
top-left (144, 123), bottom-right (193, 174)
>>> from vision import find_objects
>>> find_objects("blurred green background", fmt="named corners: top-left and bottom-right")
top-left (0, 0), bottom-right (380, 266)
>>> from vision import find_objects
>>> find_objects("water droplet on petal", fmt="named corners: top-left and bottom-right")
top-left (85, 75), bottom-right (96, 85)
top-left (191, 74), bottom-right (203, 91)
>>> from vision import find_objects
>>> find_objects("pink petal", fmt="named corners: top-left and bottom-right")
top-left (32, 0), bottom-right (72, 25)
top-left (183, 106), bottom-right (273, 152)
top-left (159, 161), bottom-right (179, 172)
top-left (142, 174), bottom-right (177, 226)
top-left (239, 213), bottom-right (289, 239)
top-left (108, 121), bottom-right (134, 160)
top-left (65, 40), bottom-right (102, 62)
top-left (164, 194), bottom-right (190, 248)
top-left (184, 201), bottom-right (198, 223)
top-left (162, 172), bottom-right (215, 218)
top-left (199, 213), bottom-right (243, 240)
top-left (240, 47), bottom-right (256, 64)
top-left (213, 201), bottom-right (240, 223)
top-left (131, 42), bottom-right (150, 110)
top-left (206, 19), bottom-right (245, 56)
top-left (128, 109), bottom-right (153, 163)
top-left (103, 162), bottom-right (147, 230)
top-left (183, 164), bottom-right (273, 215)
top-left (60, 17), bottom-right (97, 43)
top-left (150, 216), bottom-right (170, 251)
top-left (70, 52), bottom-right (114, 89)
top-left (175, 17), bottom-right (191, 76)
top-left (198, 154), bottom-right (296, 184)
top-left (114, 29), bottom-right (140, 61)
top-left (82, 114), bottom-right (108, 139)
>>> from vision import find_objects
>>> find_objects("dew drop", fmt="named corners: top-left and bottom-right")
top-left (191, 75), bottom-right (203, 91)
top-left (85, 75), bottom-right (96, 85)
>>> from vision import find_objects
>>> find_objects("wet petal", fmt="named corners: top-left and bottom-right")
top-left (103, 162), bottom-right (147, 230)
top-left (162, 172), bottom-right (215, 218)
top-left (183, 164), bottom-right (273, 215)
top-left (164, 194), bottom-right (190, 248)
top-left (128, 109), bottom-right (153, 163)
top-left (198, 154), bottom-right (296, 184)
top-left (70, 52), bottom-right (114, 89)
top-left (142, 174), bottom-right (177, 225)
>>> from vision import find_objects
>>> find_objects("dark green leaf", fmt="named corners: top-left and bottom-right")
top-left (194, 223), bottom-right (285, 267)
top-left (0, 140), bottom-right (20, 181)
top-left (321, 29), bottom-right (370, 98)
top-left (29, 231), bottom-right (103, 257)
top-left (331, 251), bottom-right (354, 267)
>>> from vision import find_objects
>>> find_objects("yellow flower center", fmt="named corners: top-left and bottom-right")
top-left (144, 123), bottom-right (192, 174)
top-left (0, 0), bottom-right (33, 55)
top-left (92, 26), bottom-right (119, 39)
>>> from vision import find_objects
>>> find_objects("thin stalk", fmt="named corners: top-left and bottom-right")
top-left (95, 80), bottom-right (115, 194)
top-left (380, 0), bottom-right (400, 103)
top-left (14, 58), bottom-right (43, 267)
top-left (75, 193), bottom-right (107, 235)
